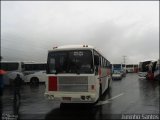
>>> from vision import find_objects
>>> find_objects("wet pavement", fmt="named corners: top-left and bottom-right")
top-left (1, 73), bottom-right (159, 120)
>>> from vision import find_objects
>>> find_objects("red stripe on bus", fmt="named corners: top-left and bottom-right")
top-left (48, 76), bottom-right (57, 91)
top-left (98, 68), bottom-right (102, 76)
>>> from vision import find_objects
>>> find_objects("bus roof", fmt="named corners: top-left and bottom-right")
top-left (139, 60), bottom-right (155, 63)
top-left (48, 45), bottom-right (110, 62)
top-left (49, 45), bottom-right (95, 51)
top-left (0, 61), bottom-right (22, 63)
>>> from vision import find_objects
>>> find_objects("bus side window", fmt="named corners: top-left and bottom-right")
top-left (21, 62), bottom-right (25, 71)
top-left (94, 55), bottom-right (99, 75)
top-left (94, 55), bottom-right (99, 66)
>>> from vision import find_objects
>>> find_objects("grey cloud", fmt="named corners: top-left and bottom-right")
top-left (1, 1), bottom-right (159, 64)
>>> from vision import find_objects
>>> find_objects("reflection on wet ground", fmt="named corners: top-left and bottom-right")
top-left (1, 73), bottom-right (159, 119)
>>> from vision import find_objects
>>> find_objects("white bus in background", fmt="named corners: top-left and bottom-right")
top-left (45, 45), bottom-right (112, 105)
top-left (0, 61), bottom-right (25, 85)
top-left (23, 62), bottom-right (46, 75)
top-left (126, 64), bottom-right (134, 73)
top-left (23, 62), bottom-right (47, 84)
top-left (138, 61), bottom-right (151, 78)
top-left (126, 64), bottom-right (139, 73)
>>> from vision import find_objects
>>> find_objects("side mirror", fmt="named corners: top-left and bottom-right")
top-left (94, 55), bottom-right (99, 66)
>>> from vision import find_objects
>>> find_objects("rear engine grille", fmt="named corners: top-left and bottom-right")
top-left (58, 76), bottom-right (88, 92)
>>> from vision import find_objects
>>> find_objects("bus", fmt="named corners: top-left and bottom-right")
top-left (138, 61), bottom-right (151, 78)
top-left (146, 59), bottom-right (159, 81)
top-left (0, 61), bottom-right (25, 85)
top-left (23, 62), bottom-right (47, 84)
top-left (44, 45), bottom-right (112, 104)
top-left (126, 64), bottom-right (134, 73)
top-left (112, 64), bottom-right (123, 79)
top-left (23, 62), bottom-right (46, 75)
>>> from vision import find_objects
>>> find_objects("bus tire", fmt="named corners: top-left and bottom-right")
top-left (30, 77), bottom-right (39, 85)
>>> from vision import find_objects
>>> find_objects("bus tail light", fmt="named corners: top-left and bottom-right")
top-left (48, 76), bottom-right (57, 91)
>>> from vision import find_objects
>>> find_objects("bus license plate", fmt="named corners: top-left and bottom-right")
top-left (62, 97), bottom-right (71, 101)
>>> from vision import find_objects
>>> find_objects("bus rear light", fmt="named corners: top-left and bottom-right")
top-left (48, 76), bottom-right (57, 91)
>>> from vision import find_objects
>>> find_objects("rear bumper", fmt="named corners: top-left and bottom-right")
top-left (44, 92), bottom-right (97, 103)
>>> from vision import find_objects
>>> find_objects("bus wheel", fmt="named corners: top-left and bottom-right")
top-left (30, 77), bottom-right (39, 85)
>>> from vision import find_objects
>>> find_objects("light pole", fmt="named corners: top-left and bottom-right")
top-left (122, 56), bottom-right (127, 64)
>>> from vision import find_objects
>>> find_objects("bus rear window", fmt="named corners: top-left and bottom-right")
top-left (47, 50), bottom-right (93, 74)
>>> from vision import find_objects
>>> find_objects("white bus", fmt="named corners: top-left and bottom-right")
top-left (23, 62), bottom-right (46, 75)
top-left (45, 45), bottom-right (112, 104)
top-left (146, 59), bottom-right (160, 81)
top-left (23, 62), bottom-right (47, 84)
top-left (126, 64), bottom-right (134, 73)
top-left (0, 61), bottom-right (25, 85)
top-left (138, 61), bottom-right (151, 77)
top-left (126, 64), bottom-right (139, 73)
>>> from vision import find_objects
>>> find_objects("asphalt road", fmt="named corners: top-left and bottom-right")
top-left (1, 73), bottom-right (159, 120)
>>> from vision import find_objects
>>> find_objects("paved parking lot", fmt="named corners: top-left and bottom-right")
top-left (1, 73), bottom-right (159, 120)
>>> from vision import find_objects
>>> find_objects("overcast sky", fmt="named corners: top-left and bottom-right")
top-left (1, 1), bottom-right (159, 64)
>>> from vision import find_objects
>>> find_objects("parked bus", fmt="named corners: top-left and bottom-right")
top-left (45, 45), bottom-right (112, 104)
top-left (23, 62), bottom-right (46, 75)
top-left (23, 62), bottom-right (47, 84)
top-left (0, 61), bottom-right (25, 85)
top-left (112, 64), bottom-right (123, 79)
top-left (138, 61), bottom-right (151, 78)
top-left (126, 64), bottom-right (134, 73)
top-left (146, 59), bottom-right (159, 81)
